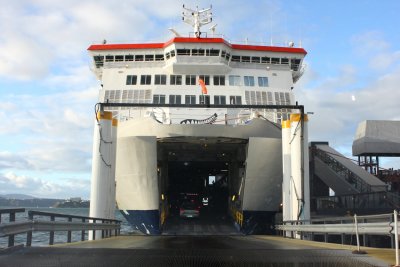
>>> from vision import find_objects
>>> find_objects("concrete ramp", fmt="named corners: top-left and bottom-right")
top-left (312, 143), bottom-right (386, 195)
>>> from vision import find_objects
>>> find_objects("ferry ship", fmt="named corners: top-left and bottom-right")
top-left (87, 6), bottom-right (307, 235)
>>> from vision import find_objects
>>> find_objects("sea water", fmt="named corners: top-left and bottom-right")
top-left (0, 207), bottom-right (132, 248)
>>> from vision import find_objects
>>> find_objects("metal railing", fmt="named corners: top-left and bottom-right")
top-left (314, 148), bottom-right (372, 193)
top-left (313, 191), bottom-right (400, 215)
top-left (277, 210), bottom-right (400, 265)
top-left (0, 208), bottom-right (26, 247)
top-left (0, 209), bottom-right (121, 248)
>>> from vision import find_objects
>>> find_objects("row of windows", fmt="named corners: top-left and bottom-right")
top-left (153, 94), bottom-right (242, 105)
top-left (126, 74), bottom-right (268, 87)
top-left (93, 49), bottom-right (301, 70)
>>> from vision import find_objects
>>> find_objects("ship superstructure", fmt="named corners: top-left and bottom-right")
top-left (88, 6), bottom-right (307, 235)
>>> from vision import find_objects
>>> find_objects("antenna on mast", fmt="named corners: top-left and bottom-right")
top-left (209, 24), bottom-right (217, 37)
top-left (182, 4), bottom-right (213, 38)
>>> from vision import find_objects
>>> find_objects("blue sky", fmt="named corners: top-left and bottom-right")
top-left (0, 0), bottom-right (399, 199)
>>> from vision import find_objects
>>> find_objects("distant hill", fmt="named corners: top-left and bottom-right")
top-left (0, 194), bottom-right (37, 200)
top-left (0, 194), bottom-right (89, 208)
top-left (0, 198), bottom-right (61, 208)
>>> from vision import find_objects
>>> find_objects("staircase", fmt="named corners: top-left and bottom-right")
top-left (312, 143), bottom-right (386, 195)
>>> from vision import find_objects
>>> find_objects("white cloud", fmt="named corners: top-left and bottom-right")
top-left (0, 171), bottom-right (90, 198)
top-left (351, 31), bottom-right (400, 72)
top-left (369, 51), bottom-right (400, 71)
top-left (0, 34), bottom-right (52, 80)
top-left (351, 31), bottom-right (390, 55)
top-left (0, 151), bottom-right (32, 170)
top-left (0, 84), bottom-right (98, 172)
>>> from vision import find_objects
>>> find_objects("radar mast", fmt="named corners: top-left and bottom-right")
top-left (182, 5), bottom-right (213, 38)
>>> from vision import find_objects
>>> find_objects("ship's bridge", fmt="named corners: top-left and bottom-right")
top-left (88, 37), bottom-right (307, 82)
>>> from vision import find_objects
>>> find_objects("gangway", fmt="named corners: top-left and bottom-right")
top-left (311, 142), bottom-right (386, 196)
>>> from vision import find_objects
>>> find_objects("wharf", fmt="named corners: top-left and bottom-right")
top-left (0, 235), bottom-right (392, 266)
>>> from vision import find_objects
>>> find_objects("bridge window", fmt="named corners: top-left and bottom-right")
top-left (199, 95), bottom-right (210, 105)
top-left (170, 50), bottom-right (176, 57)
top-left (177, 49), bottom-right (190, 55)
top-left (251, 57), bottom-right (260, 63)
top-left (230, 96), bottom-right (242, 105)
top-left (258, 77), bottom-right (269, 87)
top-left (281, 58), bottom-right (289, 64)
top-left (231, 55), bottom-right (240, 62)
top-left (186, 75), bottom-right (196, 85)
top-left (125, 55), bottom-right (134, 61)
top-left (241, 56), bottom-right (250, 63)
top-left (169, 95), bottom-right (182, 104)
top-left (229, 75), bottom-right (240, 86)
top-left (165, 52), bottom-right (170, 60)
top-left (126, 75), bottom-right (137, 85)
top-left (199, 75), bottom-right (210, 85)
top-left (135, 55), bottom-right (144, 61)
top-left (221, 50), bottom-right (226, 58)
top-left (115, 55), bottom-right (124, 62)
top-left (93, 55), bottom-right (104, 68)
top-left (192, 49), bottom-right (205, 56)
top-left (145, 55), bottom-right (154, 61)
top-left (105, 55), bottom-right (114, 62)
top-left (271, 57), bottom-right (280, 64)
top-left (213, 75), bottom-right (225, 86)
top-left (291, 58), bottom-right (301, 71)
top-left (244, 76), bottom-right (255, 86)
top-left (155, 54), bottom-right (164, 61)
top-left (185, 95), bottom-right (196, 104)
top-left (206, 49), bottom-right (220, 56)
top-left (170, 75), bottom-right (182, 85)
top-left (225, 52), bottom-right (231, 61)
top-left (261, 57), bottom-right (270, 64)
top-left (155, 75), bottom-right (167, 85)
top-left (214, 95), bottom-right (226, 105)
top-left (140, 75), bottom-right (151, 85)
top-left (153, 94), bottom-right (165, 104)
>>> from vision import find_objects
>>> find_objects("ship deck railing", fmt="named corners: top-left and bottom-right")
top-left (0, 208), bottom-right (121, 248)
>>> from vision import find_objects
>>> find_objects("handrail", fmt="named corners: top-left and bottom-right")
top-left (313, 191), bottom-right (400, 214)
top-left (314, 148), bottom-right (372, 193)
top-left (0, 209), bottom-right (121, 248)
top-left (0, 208), bottom-right (26, 247)
top-left (283, 212), bottom-right (393, 224)
top-left (277, 211), bottom-right (400, 251)
top-left (1, 220), bottom-right (119, 236)
top-left (0, 208), bottom-right (26, 215)
top-left (28, 210), bottom-right (120, 223)
top-left (278, 222), bottom-right (392, 235)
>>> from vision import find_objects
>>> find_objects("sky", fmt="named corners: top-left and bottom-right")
top-left (0, 0), bottom-right (399, 199)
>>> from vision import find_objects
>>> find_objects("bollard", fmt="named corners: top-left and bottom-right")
top-left (352, 214), bottom-right (367, 254)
